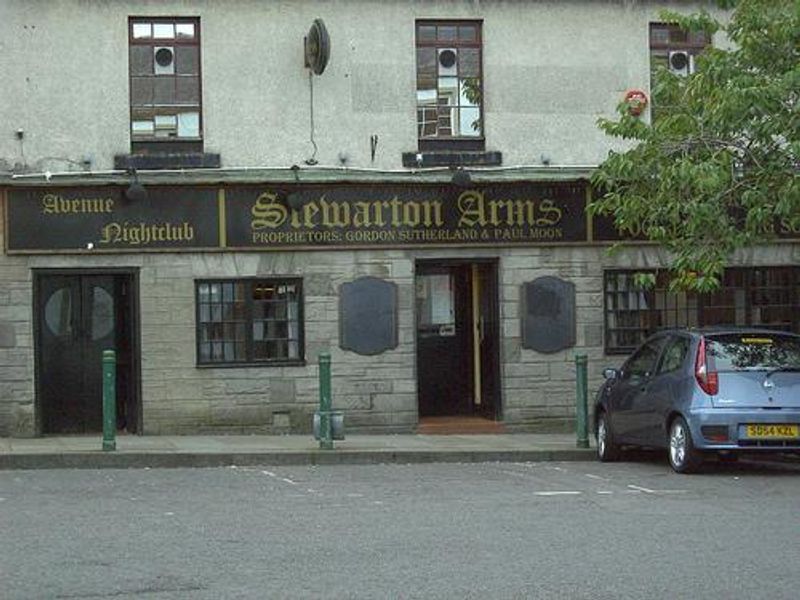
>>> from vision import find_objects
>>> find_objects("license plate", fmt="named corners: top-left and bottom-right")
top-left (745, 424), bottom-right (799, 439)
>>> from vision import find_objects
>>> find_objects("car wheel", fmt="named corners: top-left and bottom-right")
top-left (596, 412), bottom-right (620, 462)
top-left (668, 416), bottom-right (702, 473)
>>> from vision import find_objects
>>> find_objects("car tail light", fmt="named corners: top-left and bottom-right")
top-left (695, 336), bottom-right (719, 395)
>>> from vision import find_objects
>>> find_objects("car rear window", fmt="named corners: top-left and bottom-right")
top-left (706, 334), bottom-right (800, 371)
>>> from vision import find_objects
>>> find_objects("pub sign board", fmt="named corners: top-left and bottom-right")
top-left (6, 186), bottom-right (220, 251)
top-left (226, 181), bottom-right (588, 248)
top-left (7, 182), bottom-right (590, 253)
top-left (7, 182), bottom-right (799, 253)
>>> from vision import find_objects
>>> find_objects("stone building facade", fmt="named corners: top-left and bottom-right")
top-left (1, 1), bottom-right (797, 437)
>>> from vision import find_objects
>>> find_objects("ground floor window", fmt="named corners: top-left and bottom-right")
top-left (604, 267), bottom-right (799, 354)
top-left (196, 279), bottom-right (303, 365)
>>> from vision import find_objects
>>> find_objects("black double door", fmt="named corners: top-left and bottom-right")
top-left (37, 273), bottom-right (137, 434)
top-left (416, 261), bottom-right (500, 418)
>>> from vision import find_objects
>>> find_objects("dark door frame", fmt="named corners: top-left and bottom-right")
top-left (414, 257), bottom-right (503, 420)
top-left (32, 267), bottom-right (142, 436)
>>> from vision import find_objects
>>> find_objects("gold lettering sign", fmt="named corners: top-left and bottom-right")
top-left (251, 194), bottom-right (445, 231)
top-left (456, 191), bottom-right (562, 228)
top-left (42, 193), bottom-right (114, 214)
top-left (251, 192), bottom-right (288, 229)
top-left (99, 222), bottom-right (195, 245)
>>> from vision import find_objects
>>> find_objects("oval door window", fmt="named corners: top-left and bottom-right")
top-left (91, 287), bottom-right (114, 340)
top-left (44, 287), bottom-right (72, 337)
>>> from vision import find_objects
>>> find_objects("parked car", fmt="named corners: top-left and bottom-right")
top-left (594, 328), bottom-right (800, 472)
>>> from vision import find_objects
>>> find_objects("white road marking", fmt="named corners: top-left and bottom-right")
top-left (627, 484), bottom-right (688, 495)
top-left (261, 470), bottom-right (298, 487)
top-left (498, 469), bottom-right (529, 478)
top-left (597, 491), bottom-right (614, 495)
top-left (534, 491), bottom-right (582, 496)
top-left (584, 474), bottom-right (608, 481)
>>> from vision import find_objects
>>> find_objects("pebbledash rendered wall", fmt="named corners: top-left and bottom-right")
top-left (0, 0), bottom-right (727, 173)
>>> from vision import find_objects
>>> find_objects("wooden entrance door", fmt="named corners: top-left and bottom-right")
top-left (37, 273), bottom-right (136, 434)
top-left (416, 261), bottom-right (500, 418)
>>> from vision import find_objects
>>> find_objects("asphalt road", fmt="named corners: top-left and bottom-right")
top-left (1, 456), bottom-right (799, 600)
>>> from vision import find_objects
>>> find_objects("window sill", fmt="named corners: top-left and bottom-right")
top-left (115, 149), bottom-right (221, 170)
top-left (196, 359), bottom-right (307, 369)
top-left (402, 150), bottom-right (502, 168)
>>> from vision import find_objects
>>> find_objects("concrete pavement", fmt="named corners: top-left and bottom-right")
top-left (0, 432), bottom-right (595, 469)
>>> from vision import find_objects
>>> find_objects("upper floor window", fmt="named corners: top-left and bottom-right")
top-left (649, 23), bottom-right (709, 76)
top-left (129, 18), bottom-right (202, 146)
top-left (649, 23), bottom-right (710, 117)
top-left (415, 21), bottom-right (483, 148)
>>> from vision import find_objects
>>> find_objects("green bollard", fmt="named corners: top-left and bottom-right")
top-left (318, 352), bottom-right (333, 450)
top-left (575, 354), bottom-right (589, 449)
top-left (102, 349), bottom-right (116, 452)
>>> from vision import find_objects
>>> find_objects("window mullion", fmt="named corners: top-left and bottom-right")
top-left (245, 281), bottom-right (255, 362)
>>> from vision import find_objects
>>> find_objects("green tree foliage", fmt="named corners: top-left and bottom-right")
top-left (590, 0), bottom-right (799, 291)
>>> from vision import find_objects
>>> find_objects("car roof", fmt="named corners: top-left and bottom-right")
top-left (652, 327), bottom-right (800, 339)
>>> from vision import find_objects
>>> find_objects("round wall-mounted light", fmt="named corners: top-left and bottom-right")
top-left (305, 18), bottom-right (331, 75)
top-left (451, 168), bottom-right (472, 188)
top-left (125, 181), bottom-right (148, 203)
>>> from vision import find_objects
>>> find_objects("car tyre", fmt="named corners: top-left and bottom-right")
top-left (668, 416), bottom-right (702, 473)
top-left (596, 412), bottom-right (620, 462)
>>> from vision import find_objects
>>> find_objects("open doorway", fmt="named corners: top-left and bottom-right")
top-left (35, 270), bottom-right (140, 435)
top-left (415, 259), bottom-right (501, 430)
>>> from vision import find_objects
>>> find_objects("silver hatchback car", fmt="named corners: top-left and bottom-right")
top-left (594, 329), bottom-right (800, 472)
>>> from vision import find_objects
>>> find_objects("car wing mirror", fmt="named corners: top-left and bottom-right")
top-left (603, 367), bottom-right (620, 380)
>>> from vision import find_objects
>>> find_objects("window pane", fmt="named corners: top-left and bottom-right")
top-left (417, 25), bottom-right (436, 43)
top-left (460, 78), bottom-right (480, 107)
top-left (458, 25), bottom-right (477, 42)
top-left (153, 78), bottom-right (176, 104)
top-left (438, 26), bottom-right (457, 42)
top-left (459, 48), bottom-right (480, 77)
top-left (131, 120), bottom-right (154, 136)
top-left (460, 107), bottom-right (481, 136)
top-left (650, 26), bottom-right (669, 45)
top-left (91, 288), bottom-right (115, 341)
top-left (153, 23), bottom-right (175, 39)
top-left (417, 106), bottom-right (437, 137)
top-left (44, 288), bottom-right (72, 337)
top-left (130, 77), bottom-right (153, 106)
top-left (132, 23), bottom-right (151, 39)
top-left (130, 46), bottom-right (153, 76)
top-left (199, 304), bottom-right (210, 323)
top-left (177, 112), bottom-right (200, 137)
top-left (417, 48), bottom-right (436, 78)
top-left (175, 76), bottom-right (200, 104)
top-left (176, 46), bottom-right (199, 75)
top-left (211, 303), bottom-right (222, 322)
top-left (176, 23), bottom-right (195, 39)
top-left (438, 76), bottom-right (459, 100)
